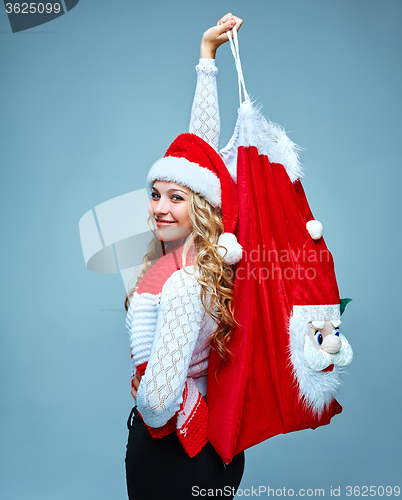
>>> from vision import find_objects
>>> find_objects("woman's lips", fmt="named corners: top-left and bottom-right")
top-left (155, 218), bottom-right (176, 226)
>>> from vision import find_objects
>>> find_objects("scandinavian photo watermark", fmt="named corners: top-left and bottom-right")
top-left (219, 244), bottom-right (333, 284)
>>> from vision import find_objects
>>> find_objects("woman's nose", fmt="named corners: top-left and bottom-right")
top-left (154, 196), bottom-right (170, 215)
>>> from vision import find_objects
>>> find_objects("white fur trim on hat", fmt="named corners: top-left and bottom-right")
top-left (217, 233), bottom-right (243, 265)
top-left (147, 156), bottom-right (221, 207)
top-left (293, 304), bottom-right (341, 322)
top-left (306, 220), bottom-right (323, 240)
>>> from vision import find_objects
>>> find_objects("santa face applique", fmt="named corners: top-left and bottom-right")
top-left (288, 313), bottom-right (353, 415)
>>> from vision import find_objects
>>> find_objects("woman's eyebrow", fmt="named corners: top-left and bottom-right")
top-left (168, 188), bottom-right (188, 194)
top-left (151, 187), bottom-right (188, 195)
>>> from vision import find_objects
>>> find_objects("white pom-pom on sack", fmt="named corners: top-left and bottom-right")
top-left (217, 233), bottom-right (243, 265)
top-left (306, 220), bottom-right (323, 240)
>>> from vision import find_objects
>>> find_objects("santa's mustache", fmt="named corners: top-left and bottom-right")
top-left (303, 333), bottom-right (353, 372)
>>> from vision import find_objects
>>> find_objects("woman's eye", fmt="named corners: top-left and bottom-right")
top-left (314, 330), bottom-right (323, 346)
top-left (151, 192), bottom-right (184, 201)
top-left (334, 329), bottom-right (340, 336)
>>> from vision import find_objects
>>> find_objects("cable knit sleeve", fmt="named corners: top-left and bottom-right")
top-left (136, 268), bottom-right (206, 428)
top-left (189, 58), bottom-right (220, 151)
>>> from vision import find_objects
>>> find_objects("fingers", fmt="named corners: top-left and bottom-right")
top-left (131, 369), bottom-right (142, 399)
top-left (215, 19), bottom-right (236, 37)
top-left (131, 370), bottom-right (142, 393)
top-left (217, 12), bottom-right (233, 25)
top-left (233, 16), bottom-right (243, 31)
top-left (200, 14), bottom-right (243, 58)
top-left (133, 371), bottom-right (142, 388)
top-left (217, 13), bottom-right (243, 31)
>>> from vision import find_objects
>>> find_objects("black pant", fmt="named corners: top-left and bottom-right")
top-left (125, 406), bottom-right (245, 499)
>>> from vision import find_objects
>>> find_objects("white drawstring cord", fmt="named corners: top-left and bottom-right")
top-left (227, 25), bottom-right (250, 106)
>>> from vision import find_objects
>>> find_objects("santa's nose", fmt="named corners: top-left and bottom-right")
top-left (322, 335), bottom-right (341, 354)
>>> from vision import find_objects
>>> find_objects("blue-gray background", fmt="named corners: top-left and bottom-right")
top-left (1, 1), bottom-right (401, 499)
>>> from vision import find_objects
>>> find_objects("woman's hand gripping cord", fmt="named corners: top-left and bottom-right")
top-left (200, 13), bottom-right (243, 59)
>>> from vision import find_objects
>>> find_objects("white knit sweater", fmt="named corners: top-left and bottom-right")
top-left (126, 59), bottom-right (222, 428)
top-left (126, 266), bottom-right (217, 428)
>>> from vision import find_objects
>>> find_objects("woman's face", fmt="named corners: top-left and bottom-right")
top-left (148, 180), bottom-right (192, 241)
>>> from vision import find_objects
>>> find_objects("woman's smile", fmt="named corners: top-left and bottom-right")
top-left (155, 217), bottom-right (177, 226)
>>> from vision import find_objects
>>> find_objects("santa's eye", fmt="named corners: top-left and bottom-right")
top-left (334, 329), bottom-right (340, 336)
top-left (314, 330), bottom-right (323, 346)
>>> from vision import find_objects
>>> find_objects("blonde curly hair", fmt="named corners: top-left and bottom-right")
top-left (124, 188), bottom-right (237, 364)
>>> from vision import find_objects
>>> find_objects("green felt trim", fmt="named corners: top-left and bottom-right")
top-left (340, 298), bottom-right (353, 315)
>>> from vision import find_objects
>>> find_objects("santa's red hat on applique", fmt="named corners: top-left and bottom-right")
top-left (147, 132), bottom-right (242, 264)
top-left (287, 207), bottom-right (353, 411)
top-left (291, 226), bottom-right (341, 325)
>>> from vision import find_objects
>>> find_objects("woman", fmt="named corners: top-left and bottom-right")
top-left (124, 13), bottom-right (246, 500)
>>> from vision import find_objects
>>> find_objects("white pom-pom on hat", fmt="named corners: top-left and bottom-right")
top-left (217, 233), bottom-right (243, 265)
top-left (306, 220), bottom-right (323, 240)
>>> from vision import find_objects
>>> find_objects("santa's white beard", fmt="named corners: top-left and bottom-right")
top-left (288, 315), bottom-right (349, 415)
top-left (304, 333), bottom-right (353, 372)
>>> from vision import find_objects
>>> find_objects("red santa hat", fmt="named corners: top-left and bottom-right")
top-left (147, 133), bottom-right (243, 264)
top-left (291, 223), bottom-right (341, 326)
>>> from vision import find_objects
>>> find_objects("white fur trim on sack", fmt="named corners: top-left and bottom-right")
top-left (220, 100), bottom-right (304, 184)
top-left (147, 156), bottom-right (221, 207)
top-left (306, 220), bottom-right (323, 240)
top-left (217, 233), bottom-right (243, 265)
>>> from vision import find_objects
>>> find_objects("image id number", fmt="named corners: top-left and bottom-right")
top-left (5, 3), bottom-right (61, 14)
top-left (346, 486), bottom-right (400, 497)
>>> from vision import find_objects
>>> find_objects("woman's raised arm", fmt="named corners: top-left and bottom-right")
top-left (189, 14), bottom-right (243, 151)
